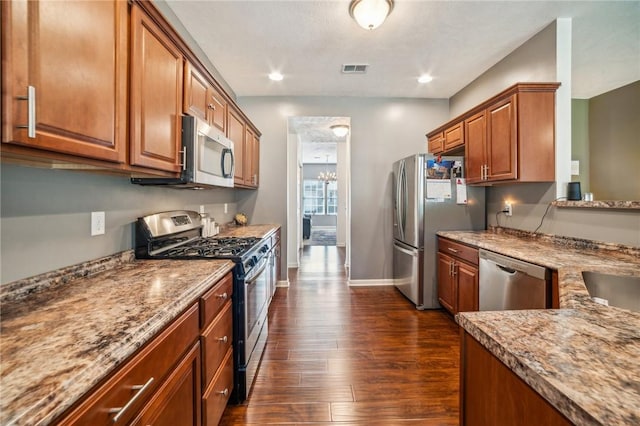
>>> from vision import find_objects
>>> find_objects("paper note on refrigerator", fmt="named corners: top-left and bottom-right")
top-left (456, 178), bottom-right (468, 204)
top-left (426, 180), bottom-right (451, 200)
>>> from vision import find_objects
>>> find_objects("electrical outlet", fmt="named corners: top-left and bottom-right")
top-left (504, 203), bottom-right (513, 217)
top-left (224, 203), bottom-right (228, 214)
top-left (91, 211), bottom-right (105, 236)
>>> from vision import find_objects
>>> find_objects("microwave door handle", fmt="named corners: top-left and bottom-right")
top-left (221, 148), bottom-right (234, 178)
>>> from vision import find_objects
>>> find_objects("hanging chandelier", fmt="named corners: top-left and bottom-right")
top-left (318, 155), bottom-right (337, 184)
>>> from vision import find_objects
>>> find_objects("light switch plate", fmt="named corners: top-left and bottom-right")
top-left (571, 160), bottom-right (580, 176)
top-left (91, 211), bottom-right (105, 236)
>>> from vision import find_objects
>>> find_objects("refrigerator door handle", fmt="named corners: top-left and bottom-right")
top-left (396, 160), bottom-right (405, 240)
top-left (393, 242), bottom-right (418, 257)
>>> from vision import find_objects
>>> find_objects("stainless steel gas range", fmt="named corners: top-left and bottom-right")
top-left (134, 210), bottom-right (271, 404)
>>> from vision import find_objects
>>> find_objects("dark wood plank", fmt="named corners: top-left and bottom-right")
top-left (219, 246), bottom-right (459, 425)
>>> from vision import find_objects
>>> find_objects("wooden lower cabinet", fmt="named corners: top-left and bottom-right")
top-left (437, 237), bottom-right (479, 315)
top-left (460, 331), bottom-right (572, 426)
top-left (132, 342), bottom-right (201, 426)
top-left (202, 348), bottom-right (234, 426)
top-left (56, 304), bottom-right (200, 425)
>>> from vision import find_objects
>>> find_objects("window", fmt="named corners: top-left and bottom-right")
top-left (303, 179), bottom-right (337, 215)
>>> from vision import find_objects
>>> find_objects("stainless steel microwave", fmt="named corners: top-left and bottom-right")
top-left (131, 115), bottom-right (234, 189)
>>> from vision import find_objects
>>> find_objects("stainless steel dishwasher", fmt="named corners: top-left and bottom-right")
top-left (479, 249), bottom-right (550, 310)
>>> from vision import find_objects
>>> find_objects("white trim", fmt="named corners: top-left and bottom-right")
top-left (287, 262), bottom-right (299, 268)
top-left (276, 280), bottom-right (290, 288)
top-left (347, 278), bottom-right (395, 287)
top-left (336, 243), bottom-right (346, 248)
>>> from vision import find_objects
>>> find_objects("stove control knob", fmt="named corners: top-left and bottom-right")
top-left (247, 258), bottom-right (255, 268)
top-left (260, 245), bottom-right (269, 253)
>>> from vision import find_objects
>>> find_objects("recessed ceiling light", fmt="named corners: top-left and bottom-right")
top-left (269, 72), bottom-right (283, 81)
top-left (418, 74), bottom-right (433, 84)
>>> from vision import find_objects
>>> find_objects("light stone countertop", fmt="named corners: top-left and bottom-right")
top-left (0, 257), bottom-right (235, 425)
top-left (0, 224), bottom-right (280, 425)
top-left (439, 230), bottom-right (640, 425)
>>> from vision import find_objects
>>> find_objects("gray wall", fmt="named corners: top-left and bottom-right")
top-left (571, 99), bottom-right (590, 191)
top-left (235, 96), bottom-right (449, 281)
top-left (1, 164), bottom-right (238, 284)
top-left (589, 80), bottom-right (640, 200)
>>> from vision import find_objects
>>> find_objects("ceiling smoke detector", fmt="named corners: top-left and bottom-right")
top-left (342, 64), bottom-right (368, 74)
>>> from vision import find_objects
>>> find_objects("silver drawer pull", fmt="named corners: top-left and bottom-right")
top-left (215, 292), bottom-right (228, 300)
top-left (447, 247), bottom-right (459, 254)
top-left (16, 85), bottom-right (36, 138)
top-left (216, 335), bottom-right (228, 343)
top-left (208, 103), bottom-right (215, 110)
top-left (217, 388), bottom-right (229, 397)
top-left (108, 377), bottom-right (154, 423)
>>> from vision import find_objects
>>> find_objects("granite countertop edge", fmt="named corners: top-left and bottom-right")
top-left (440, 229), bottom-right (640, 425)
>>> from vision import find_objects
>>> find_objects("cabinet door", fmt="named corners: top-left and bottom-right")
top-left (132, 343), bottom-right (201, 426)
top-left (457, 262), bottom-right (479, 312)
top-left (184, 62), bottom-right (209, 122)
top-left (208, 86), bottom-right (227, 134)
top-left (130, 5), bottom-right (183, 173)
top-left (444, 122), bottom-right (464, 151)
top-left (244, 128), bottom-right (260, 187)
top-left (464, 111), bottom-right (486, 184)
top-left (228, 108), bottom-right (245, 185)
top-left (2, 0), bottom-right (127, 163)
top-left (437, 253), bottom-right (456, 314)
top-left (486, 95), bottom-right (517, 181)
top-left (428, 132), bottom-right (444, 154)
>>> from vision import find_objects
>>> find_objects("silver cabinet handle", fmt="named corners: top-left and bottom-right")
top-left (216, 335), bottom-right (228, 343)
top-left (180, 146), bottom-right (187, 171)
top-left (16, 86), bottom-right (36, 138)
top-left (215, 292), bottom-right (228, 300)
top-left (447, 247), bottom-right (459, 254)
top-left (217, 388), bottom-right (229, 397)
top-left (108, 377), bottom-right (154, 423)
top-left (208, 103), bottom-right (215, 110)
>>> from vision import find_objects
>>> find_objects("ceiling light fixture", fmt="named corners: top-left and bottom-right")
top-left (349, 0), bottom-right (394, 30)
top-left (268, 72), bottom-right (283, 81)
top-left (330, 124), bottom-right (350, 137)
top-left (418, 74), bottom-right (433, 83)
top-left (318, 155), bottom-right (337, 184)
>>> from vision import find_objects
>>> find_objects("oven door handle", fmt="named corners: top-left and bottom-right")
top-left (245, 260), bottom-right (268, 284)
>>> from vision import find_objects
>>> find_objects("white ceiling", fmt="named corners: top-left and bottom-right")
top-left (164, 0), bottom-right (639, 100)
top-left (163, 1), bottom-right (639, 164)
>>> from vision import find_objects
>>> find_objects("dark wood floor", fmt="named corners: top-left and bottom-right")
top-left (219, 246), bottom-right (460, 425)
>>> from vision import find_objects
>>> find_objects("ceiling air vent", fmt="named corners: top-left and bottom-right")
top-left (342, 64), bottom-right (368, 74)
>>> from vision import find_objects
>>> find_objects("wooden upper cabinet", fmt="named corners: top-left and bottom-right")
top-left (1, 0), bottom-right (127, 163)
top-left (183, 62), bottom-right (227, 134)
top-left (130, 4), bottom-right (184, 173)
top-left (464, 111), bottom-right (487, 184)
top-left (208, 86), bottom-right (227, 134)
top-left (427, 131), bottom-right (444, 154)
top-left (244, 127), bottom-right (260, 187)
top-left (228, 108), bottom-right (245, 185)
top-left (486, 95), bottom-right (517, 181)
top-left (444, 122), bottom-right (464, 152)
top-left (183, 62), bottom-right (210, 122)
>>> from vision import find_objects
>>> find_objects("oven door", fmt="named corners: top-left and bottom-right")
top-left (244, 256), bottom-right (269, 357)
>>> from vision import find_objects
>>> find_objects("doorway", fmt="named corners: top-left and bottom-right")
top-left (286, 116), bottom-right (351, 275)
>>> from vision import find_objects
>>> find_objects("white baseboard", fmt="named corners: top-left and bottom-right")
top-left (347, 278), bottom-right (395, 287)
top-left (276, 280), bottom-right (290, 288)
top-left (287, 262), bottom-right (299, 268)
top-left (336, 243), bottom-right (346, 247)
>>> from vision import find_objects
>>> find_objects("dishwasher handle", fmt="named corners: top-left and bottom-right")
top-left (479, 249), bottom-right (548, 281)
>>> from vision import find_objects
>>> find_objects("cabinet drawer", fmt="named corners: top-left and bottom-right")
top-left (202, 347), bottom-right (233, 426)
top-left (200, 272), bottom-right (233, 330)
top-left (58, 304), bottom-right (199, 425)
top-left (201, 301), bottom-right (233, 387)
top-left (438, 238), bottom-right (478, 265)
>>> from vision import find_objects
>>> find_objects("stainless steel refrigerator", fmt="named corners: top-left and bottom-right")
top-left (392, 154), bottom-right (485, 309)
